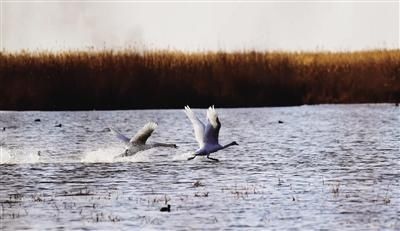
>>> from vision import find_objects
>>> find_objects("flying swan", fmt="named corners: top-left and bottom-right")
top-left (111, 122), bottom-right (177, 158)
top-left (184, 105), bottom-right (238, 161)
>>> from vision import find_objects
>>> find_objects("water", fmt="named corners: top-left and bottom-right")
top-left (0, 104), bottom-right (399, 230)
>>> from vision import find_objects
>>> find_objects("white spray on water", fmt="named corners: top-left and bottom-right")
top-left (0, 146), bottom-right (41, 164)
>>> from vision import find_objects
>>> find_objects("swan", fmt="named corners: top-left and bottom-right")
top-left (111, 122), bottom-right (177, 158)
top-left (184, 105), bottom-right (238, 161)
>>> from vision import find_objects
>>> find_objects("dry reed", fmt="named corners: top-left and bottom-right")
top-left (1, 49), bottom-right (399, 110)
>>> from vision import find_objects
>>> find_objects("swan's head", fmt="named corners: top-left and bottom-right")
top-left (231, 141), bottom-right (239, 146)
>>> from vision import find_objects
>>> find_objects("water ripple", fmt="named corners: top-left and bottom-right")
top-left (0, 104), bottom-right (399, 230)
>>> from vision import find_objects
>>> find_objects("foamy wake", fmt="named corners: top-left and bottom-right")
top-left (0, 145), bottom-right (190, 164)
top-left (80, 146), bottom-right (125, 163)
top-left (0, 146), bottom-right (41, 164)
top-left (81, 146), bottom-right (188, 163)
top-left (80, 146), bottom-right (160, 163)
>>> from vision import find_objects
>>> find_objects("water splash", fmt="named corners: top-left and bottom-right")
top-left (0, 146), bottom-right (40, 164)
top-left (80, 146), bottom-right (125, 163)
top-left (115, 149), bottom-right (155, 163)
top-left (0, 145), bottom-right (180, 164)
top-left (80, 146), bottom-right (157, 163)
top-left (0, 146), bottom-right (13, 163)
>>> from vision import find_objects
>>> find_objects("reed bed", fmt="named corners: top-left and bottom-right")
top-left (0, 49), bottom-right (399, 110)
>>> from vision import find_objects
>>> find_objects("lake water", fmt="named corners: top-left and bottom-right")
top-left (0, 104), bottom-right (399, 230)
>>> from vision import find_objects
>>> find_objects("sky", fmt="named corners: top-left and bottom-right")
top-left (1, 1), bottom-right (399, 52)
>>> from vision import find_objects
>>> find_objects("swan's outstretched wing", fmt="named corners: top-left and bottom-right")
top-left (184, 105), bottom-right (205, 148)
top-left (204, 105), bottom-right (221, 145)
top-left (110, 128), bottom-right (130, 144)
top-left (130, 122), bottom-right (157, 144)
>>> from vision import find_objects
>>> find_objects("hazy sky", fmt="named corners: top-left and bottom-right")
top-left (2, 1), bottom-right (399, 52)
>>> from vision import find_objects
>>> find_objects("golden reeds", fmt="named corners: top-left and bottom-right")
top-left (0, 49), bottom-right (399, 110)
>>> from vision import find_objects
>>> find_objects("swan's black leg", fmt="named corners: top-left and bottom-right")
top-left (187, 155), bottom-right (196, 160)
top-left (207, 155), bottom-right (219, 162)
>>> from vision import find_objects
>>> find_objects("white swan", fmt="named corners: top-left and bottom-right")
top-left (184, 105), bottom-right (238, 161)
top-left (111, 122), bottom-right (177, 158)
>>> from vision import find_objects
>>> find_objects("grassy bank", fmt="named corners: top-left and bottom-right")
top-left (1, 49), bottom-right (399, 110)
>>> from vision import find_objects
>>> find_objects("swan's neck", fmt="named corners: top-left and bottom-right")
top-left (152, 142), bottom-right (177, 148)
top-left (222, 142), bottom-right (237, 149)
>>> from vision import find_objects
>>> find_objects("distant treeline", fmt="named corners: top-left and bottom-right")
top-left (0, 49), bottom-right (399, 110)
